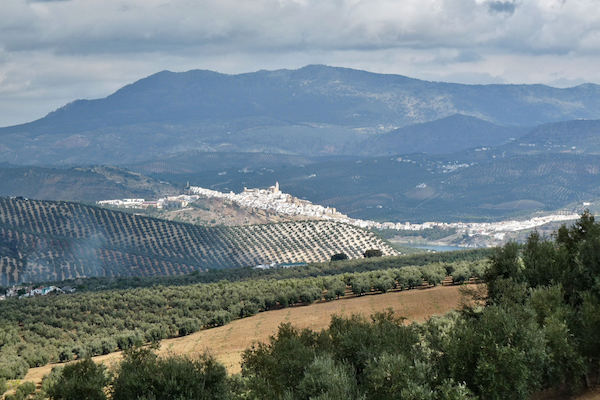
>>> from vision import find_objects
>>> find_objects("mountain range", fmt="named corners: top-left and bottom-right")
top-left (2, 65), bottom-right (600, 165)
top-left (1, 65), bottom-right (600, 222)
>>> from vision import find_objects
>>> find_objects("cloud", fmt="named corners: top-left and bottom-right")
top-left (488, 1), bottom-right (517, 14)
top-left (0, 0), bottom-right (599, 126)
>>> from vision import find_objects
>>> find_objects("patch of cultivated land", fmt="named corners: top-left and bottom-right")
top-left (0, 197), bottom-right (397, 285)
top-left (24, 285), bottom-right (466, 383)
top-left (21, 285), bottom-right (600, 399)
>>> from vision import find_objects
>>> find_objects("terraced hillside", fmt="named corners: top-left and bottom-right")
top-left (0, 197), bottom-right (397, 285)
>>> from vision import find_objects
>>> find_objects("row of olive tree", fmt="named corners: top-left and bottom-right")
top-left (0, 259), bottom-right (484, 380)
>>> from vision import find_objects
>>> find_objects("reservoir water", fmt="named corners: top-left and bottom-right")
top-left (412, 244), bottom-right (466, 252)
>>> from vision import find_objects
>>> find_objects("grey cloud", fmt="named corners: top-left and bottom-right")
top-left (488, 1), bottom-right (517, 14)
top-left (455, 51), bottom-right (483, 63)
top-left (1, 0), bottom-right (597, 57)
top-left (0, 0), bottom-right (600, 126)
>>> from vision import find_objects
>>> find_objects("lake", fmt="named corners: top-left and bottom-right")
top-left (412, 244), bottom-right (466, 252)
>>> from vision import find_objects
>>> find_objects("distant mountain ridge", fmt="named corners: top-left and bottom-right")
top-left (2, 65), bottom-right (600, 165)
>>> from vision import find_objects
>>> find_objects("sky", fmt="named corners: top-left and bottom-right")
top-left (1, 0), bottom-right (600, 127)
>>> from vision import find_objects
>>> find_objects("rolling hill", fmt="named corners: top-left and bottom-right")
top-left (0, 197), bottom-right (397, 285)
top-left (0, 165), bottom-right (176, 202)
top-left (2, 65), bottom-right (600, 165)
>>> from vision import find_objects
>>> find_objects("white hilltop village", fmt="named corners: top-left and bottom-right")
top-left (98, 182), bottom-right (581, 246)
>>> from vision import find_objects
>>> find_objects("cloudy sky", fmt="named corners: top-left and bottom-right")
top-left (1, 0), bottom-right (599, 126)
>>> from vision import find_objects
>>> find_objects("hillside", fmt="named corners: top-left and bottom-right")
top-left (358, 114), bottom-right (527, 156)
top-left (502, 119), bottom-right (600, 155)
top-left (23, 285), bottom-right (466, 382)
top-left (138, 197), bottom-right (319, 226)
top-left (0, 197), bottom-right (397, 285)
top-left (0, 165), bottom-right (176, 202)
top-left (21, 283), bottom-right (600, 400)
top-left (2, 65), bottom-right (600, 164)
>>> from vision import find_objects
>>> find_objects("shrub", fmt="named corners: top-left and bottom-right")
top-left (112, 347), bottom-right (230, 400)
top-left (330, 253), bottom-right (349, 262)
top-left (0, 354), bottom-right (29, 380)
top-left (364, 249), bottom-right (383, 258)
top-left (297, 356), bottom-right (358, 400)
top-left (16, 382), bottom-right (36, 398)
top-left (45, 358), bottom-right (110, 400)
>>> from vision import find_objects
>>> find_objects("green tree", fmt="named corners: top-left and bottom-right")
top-left (350, 276), bottom-right (370, 296)
top-left (374, 275), bottom-right (394, 293)
top-left (15, 382), bottom-right (36, 399)
top-left (242, 323), bottom-right (318, 399)
top-left (330, 253), bottom-right (348, 262)
top-left (363, 249), bottom-right (383, 258)
top-left (0, 354), bottom-right (29, 380)
top-left (445, 305), bottom-right (546, 400)
top-left (46, 358), bottom-right (110, 400)
top-left (364, 352), bottom-right (434, 400)
top-left (297, 356), bottom-right (359, 400)
top-left (522, 231), bottom-right (558, 287)
top-left (112, 347), bottom-right (230, 400)
top-left (485, 241), bottom-right (523, 303)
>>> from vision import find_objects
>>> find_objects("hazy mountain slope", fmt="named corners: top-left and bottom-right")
top-left (127, 151), bottom-right (321, 175)
top-left (432, 153), bottom-right (599, 212)
top-left (2, 65), bottom-right (600, 165)
top-left (0, 197), bottom-right (397, 285)
top-left (502, 119), bottom-right (600, 155)
top-left (0, 165), bottom-right (176, 202)
top-left (360, 114), bottom-right (527, 155)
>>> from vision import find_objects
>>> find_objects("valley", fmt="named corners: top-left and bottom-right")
top-left (1, 64), bottom-right (600, 399)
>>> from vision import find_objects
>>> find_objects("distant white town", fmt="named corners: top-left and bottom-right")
top-left (98, 183), bottom-right (581, 245)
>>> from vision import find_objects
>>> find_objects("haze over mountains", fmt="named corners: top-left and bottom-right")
top-left (1, 65), bottom-right (600, 222)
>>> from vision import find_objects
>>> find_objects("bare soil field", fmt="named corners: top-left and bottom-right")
top-left (24, 285), bottom-right (466, 383)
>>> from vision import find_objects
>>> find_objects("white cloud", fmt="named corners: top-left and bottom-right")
top-left (0, 0), bottom-right (599, 125)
